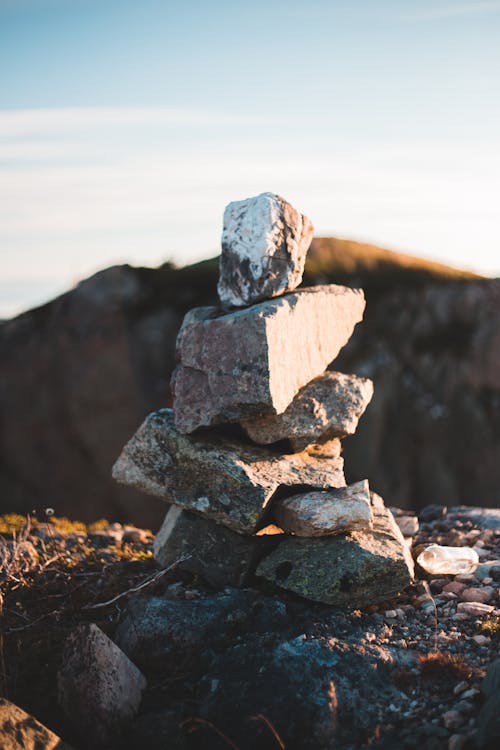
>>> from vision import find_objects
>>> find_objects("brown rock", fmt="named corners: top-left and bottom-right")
top-left (171, 285), bottom-right (366, 433)
top-left (274, 480), bottom-right (373, 537)
top-left (113, 409), bottom-right (345, 535)
top-left (456, 601), bottom-right (495, 616)
top-left (241, 370), bottom-right (373, 449)
top-left (218, 192), bottom-right (314, 308)
top-left (461, 586), bottom-right (494, 603)
top-left (58, 623), bottom-right (146, 747)
top-left (0, 698), bottom-right (73, 750)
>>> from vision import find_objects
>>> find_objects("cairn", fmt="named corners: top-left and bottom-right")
top-left (113, 192), bottom-right (414, 607)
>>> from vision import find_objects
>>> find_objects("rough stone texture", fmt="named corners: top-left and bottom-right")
top-left (242, 370), bottom-right (374, 449)
top-left (477, 659), bottom-right (500, 748)
top-left (0, 698), bottom-right (73, 750)
top-left (256, 493), bottom-right (414, 606)
top-left (273, 480), bottom-right (373, 537)
top-left (113, 409), bottom-right (345, 534)
top-left (154, 506), bottom-right (278, 587)
top-left (57, 623), bottom-right (146, 748)
top-left (171, 284), bottom-right (366, 433)
top-left (389, 508), bottom-right (420, 537)
top-left (198, 635), bottom-right (398, 750)
top-left (115, 590), bottom-right (288, 672)
top-left (217, 192), bottom-right (314, 308)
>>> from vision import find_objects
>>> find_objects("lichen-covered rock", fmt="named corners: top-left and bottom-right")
top-left (242, 371), bottom-right (373, 449)
top-left (113, 409), bottom-right (345, 535)
top-left (172, 285), bottom-right (366, 433)
top-left (154, 506), bottom-right (277, 587)
top-left (0, 698), bottom-right (73, 750)
top-left (256, 493), bottom-right (414, 606)
top-left (274, 480), bottom-right (373, 537)
top-left (57, 623), bottom-right (146, 748)
top-left (217, 192), bottom-right (314, 308)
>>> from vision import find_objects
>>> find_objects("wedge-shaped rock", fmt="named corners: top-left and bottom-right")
top-left (218, 192), bottom-right (314, 308)
top-left (257, 493), bottom-right (414, 606)
top-left (0, 698), bottom-right (73, 750)
top-left (154, 506), bottom-right (278, 587)
top-left (242, 371), bottom-right (374, 449)
top-left (172, 285), bottom-right (366, 433)
top-left (274, 480), bottom-right (373, 537)
top-left (113, 409), bottom-right (345, 534)
top-left (58, 623), bottom-right (146, 748)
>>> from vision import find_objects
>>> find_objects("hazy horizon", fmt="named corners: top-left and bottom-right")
top-left (1, 0), bottom-right (499, 316)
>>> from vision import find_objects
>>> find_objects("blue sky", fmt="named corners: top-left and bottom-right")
top-left (1, 0), bottom-right (500, 316)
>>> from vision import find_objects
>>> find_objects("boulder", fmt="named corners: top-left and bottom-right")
top-left (218, 192), bottom-right (314, 308)
top-left (256, 493), bottom-right (414, 606)
top-left (242, 370), bottom-right (373, 449)
top-left (154, 506), bottom-right (278, 587)
top-left (113, 409), bottom-right (345, 534)
top-left (171, 285), bottom-right (365, 433)
top-left (273, 480), bottom-right (373, 537)
top-left (0, 698), bottom-right (73, 750)
top-left (57, 623), bottom-right (146, 748)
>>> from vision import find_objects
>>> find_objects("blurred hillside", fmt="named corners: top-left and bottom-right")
top-left (0, 237), bottom-right (497, 529)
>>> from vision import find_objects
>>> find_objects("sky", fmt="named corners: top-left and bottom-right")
top-left (1, 0), bottom-right (499, 317)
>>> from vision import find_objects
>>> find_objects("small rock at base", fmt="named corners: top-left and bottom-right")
top-left (456, 601), bottom-right (494, 616)
top-left (461, 587), bottom-right (494, 604)
top-left (58, 622), bottom-right (146, 747)
top-left (273, 480), bottom-right (373, 537)
top-left (218, 192), bottom-right (314, 308)
top-left (0, 698), bottom-right (73, 749)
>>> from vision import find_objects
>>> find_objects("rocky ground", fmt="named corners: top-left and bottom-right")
top-left (1, 506), bottom-right (499, 750)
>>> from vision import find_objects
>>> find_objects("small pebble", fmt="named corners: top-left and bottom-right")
top-left (461, 586), bottom-right (494, 604)
top-left (443, 710), bottom-right (464, 730)
top-left (472, 634), bottom-right (490, 646)
top-left (456, 601), bottom-right (494, 616)
top-left (443, 581), bottom-right (467, 595)
top-left (453, 681), bottom-right (469, 695)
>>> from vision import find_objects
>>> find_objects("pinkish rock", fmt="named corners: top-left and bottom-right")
top-left (461, 586), bottom-right (494, 604)
top-left (456, 601), bottom-right (495, 616)
top-left (273, 480), bottom-right (373, 537)
top-left (58, 623), bottom-right (146, 747)
top-left (443, 581), bottom-right (467, 595)
top-left (218, 192), bottom-right (314, 308)
top-left (241, 371), bottom-right (373, 450)
top-left (171, 285), bottom-right (366, 433)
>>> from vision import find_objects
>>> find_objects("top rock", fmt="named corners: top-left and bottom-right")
top-left (218, 192), bottom-right (314, 308)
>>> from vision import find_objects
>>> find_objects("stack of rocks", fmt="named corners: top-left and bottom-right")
top-left (113, 193), bottom-right (414, 606)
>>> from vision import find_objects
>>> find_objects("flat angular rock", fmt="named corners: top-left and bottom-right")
top-left (0, 698), bottom-right (73, 750)
top-left (242, 371), bottom-right (374, 449)
top-left (218, 192), bottom-right (314, 308)
top-left (274, 480), bottom-right (373, 537)
top-left (58, 623), bottom-right (146, 747)
top-left (172, 285), bottom-right (366, 433)
top-left (154, 506), bottom-right (277, 587)
top-left (113, 409), bottom-right (345, 534)
top-left (256, 493), bottom-right (414, 606)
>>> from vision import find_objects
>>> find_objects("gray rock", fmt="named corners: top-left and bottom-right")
top-left (217, 192), bottom-right (314, 308)
top-left (171, 285), bottom-right (365, 433)
top-left (57, 623), bottom-right (146, 748)
top-left (0, 698), bottom-right (73, 750)
top-left (242, 370), bottom-right (374, 449)
top-left (113, 409), bottom-right (345, 534)
top-left (477, 659), bottom-right (500, 748)
top-left (115, 589), bottom-right (288, 672)
top-left (256, 493), bottom-right (414, 606)
top-left (389, 508), bottom-right (420, 537)
top-left (274, 480), bottom-right (373, 537)
top-left (154, 506), bottom-right (278, 587)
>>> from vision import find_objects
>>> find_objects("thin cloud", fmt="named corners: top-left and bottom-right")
top-left (405, 1), bottom-right (500, 20)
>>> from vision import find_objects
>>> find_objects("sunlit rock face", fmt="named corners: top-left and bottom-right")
top-left (171, 285), bottom-right (366, 434)
top-left (242, 370), bottom-right (374, 450)
top-left (218, 192), bottom-right (314, 308)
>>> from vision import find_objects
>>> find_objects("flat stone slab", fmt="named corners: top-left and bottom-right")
top-left (242, 370), bottom-right (374, 449)
top-left (256, 493), bottom-right (414, 606)
top-left (113, 409), bottom-right (345, 534)
top-left (154, 506), bottom-right (278, 587)
top-left (172, 285), bottom-right (366, 433)
top-left (0, 698), bottom-right (73, 750)
top-left (274, 480), bottom-right (373, 537)
top-left (218, 192), bottom-right (314, 308)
